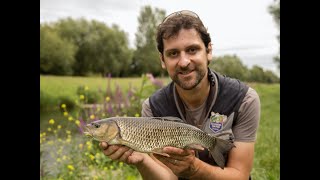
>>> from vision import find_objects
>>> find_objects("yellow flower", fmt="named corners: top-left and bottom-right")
top-left (66, 130), bottom-right (71, 135)
top-left (57, 125), bottom-right (62, 129)
top-left (66, 138), bottom-right (71, 143)
top-left (53, 130), bottom-right (57, 134)
top-left (102, 113), bottom-right (105, 117)
top-left (79, 143), bottom-right (83, 149)
top-left (79, 95), bottom-right (85, 100)
top-left (89, 154), bottom-right (95, 160)
top-left (69, 172), bottom-right (73, 175)
top-left (63, 112), bottom-right (68, 117)
top-left (62, 156), bottom-right (67, 160)
top-left (61, 104), bottom-right (66, 109)
top-left (135, 113), bottom-right (140, 117)
top-left (86, 141), bottom-right (92, 146)
top-left (57, 158), bottom-right (61, 162)
top-left (47, 128), bottom-right (52, 132)
top-left (85, 86), bottom-right (89, 91)
top-left (49, 119), bottom-right (55, 125)
top-left (68, 116), bottom-right (73, 121)
top-left (90, 115), bottom-right (95, 120)
top-left (105, 96), bottom-right (110, 102)
top-left (75, 120), bottom-right (80, 126)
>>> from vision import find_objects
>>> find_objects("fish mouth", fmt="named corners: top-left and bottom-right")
top-left (81, 124), bottom-right (93, 138)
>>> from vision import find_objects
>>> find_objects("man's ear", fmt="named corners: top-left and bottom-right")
top-left (207, 43), bottom-right (213, 63)
top-left (159, 53), bottom-right (166, 69)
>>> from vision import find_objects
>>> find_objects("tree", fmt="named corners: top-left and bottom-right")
top-left (210, 55), bottom-right (249, 81)
top-left (53, 18), bottom-right (132, 76)
top-left (269, 0), bottom-right (280, 70)
top-left (132, 6), bottom-right (166, 76)
top-left (40, 24), bottom-right (76, 75)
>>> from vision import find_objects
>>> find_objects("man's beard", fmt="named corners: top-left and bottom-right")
top-left (172, 66), bottom-right (207, 90)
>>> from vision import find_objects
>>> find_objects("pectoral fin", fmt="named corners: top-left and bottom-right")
top-left (151, 148), bottom-right (170, 157)
top-left (185, 143), bottom-right (205, 151)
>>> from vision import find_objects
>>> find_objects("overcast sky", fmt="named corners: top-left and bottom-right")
top-left (40, 0), bottom-right (279, 74)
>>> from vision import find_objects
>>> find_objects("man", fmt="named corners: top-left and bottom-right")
top-left (100, 10), bottom-right (260, 180)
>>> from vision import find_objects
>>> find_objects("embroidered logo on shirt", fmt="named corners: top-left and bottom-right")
top-left (209, 112), bottom-right (226, 133)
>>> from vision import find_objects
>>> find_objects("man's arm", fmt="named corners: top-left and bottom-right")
top-left (189, 142), bottom-right (254, 180)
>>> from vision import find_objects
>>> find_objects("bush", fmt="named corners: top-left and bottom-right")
top-left (57, 96), bottom-right (77, 111)
top-left (76, 85), bottom-right (101, 104)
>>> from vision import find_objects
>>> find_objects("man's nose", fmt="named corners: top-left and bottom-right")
top-left (178, 52), bottom-right (190, 67)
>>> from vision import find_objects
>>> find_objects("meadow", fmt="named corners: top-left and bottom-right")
top-left (40, 75), bottom-right (279, 180)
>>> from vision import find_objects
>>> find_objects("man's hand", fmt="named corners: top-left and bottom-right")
top-left (99, 142), bottom-right (145, 165)
top-left (153, 147), bottom-right (200, 178)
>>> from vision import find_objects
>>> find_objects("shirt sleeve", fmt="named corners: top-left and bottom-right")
top-left (232, 87), bottom-right (261, 142)
top-left (141, 98), bottom-right (154, 117)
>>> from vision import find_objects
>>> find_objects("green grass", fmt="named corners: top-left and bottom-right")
top-left (40, 75), bottom-right (150, 100)
top-left (250, 83), bottom-right (280, 180)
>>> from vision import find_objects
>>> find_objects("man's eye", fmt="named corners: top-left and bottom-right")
top-left (188, 48), bottom-right (197, 54)
top-left (167, 51), bottom-right (178, 57)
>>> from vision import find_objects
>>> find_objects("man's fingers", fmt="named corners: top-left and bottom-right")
top-left (99, 142), bottom-right (108, 150)
top-left (119, 149), bottom-right (134, 162)
top-left (108, 146), bottom-right (131, 160)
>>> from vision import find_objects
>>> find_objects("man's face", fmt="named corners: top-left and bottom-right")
top-left (161, 28), bottom-right (212, 90)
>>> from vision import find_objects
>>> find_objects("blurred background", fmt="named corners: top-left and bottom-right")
top-left (40, 0), bottom-right (280, 179)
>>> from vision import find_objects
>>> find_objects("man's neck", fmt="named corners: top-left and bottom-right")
top-left (175, 76), bottom-right (210, 110)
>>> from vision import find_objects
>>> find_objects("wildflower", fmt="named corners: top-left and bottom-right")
top-left (69, 172), bottom-right (73, 175)
top-left (89, 154), bottom-right (95, 160)
top-left (66, 138), bottom-right (71, 143)
top-left (85, 86), bottom-right (89, 91)
top-left (90, 114), bottom-right (95, 120)
top-left (106, 96), bottom-right (110, 102)
top-left (109, 165), bottom-right (114, 170)
top-left (61, 104), bottom-right (66, 109)
top-left (119, 162), bottom-right (123, 167)
top-left (49, 119), bottom-right (55, 125)
top-left (102, 113), bottom-right (105, 117)
top-left (57, 125), bottom-right (62, 129)
top-left (57, 158), bottom-right (61, 162)
top-left (47, 128), bottom-right (52, 132)
top-left (75, 120), bottom-right (80, 126)
top-left (62, 156), bottom-right (67, 160)
top-left (103, 167), bottom-right (108, 171)
top-left (79, 95), bottom-right (85, 100)
top-left (135, 113), bottom-right (140, 117)
top-left (63, 112), bottom-right (68, 117)
top-left (79, 143), bottom-right (83, 149)
top-left (53, 130), bottom-right (57, 134)
top-left (68, 116), bottom-right (73, 121)
top-left (68, 164), bottom-right (74, 171)
top-left (66, 130), bottom-right (71, 135)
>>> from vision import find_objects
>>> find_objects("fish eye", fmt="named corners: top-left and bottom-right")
top-left (91, 123), bottom-right (100, 128)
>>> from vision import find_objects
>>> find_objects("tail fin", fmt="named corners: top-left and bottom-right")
top-left (208, 137), bottom-right (235, 169)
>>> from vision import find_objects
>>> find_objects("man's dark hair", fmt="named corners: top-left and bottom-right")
top-left (156, 14), bottom-right (211, 55)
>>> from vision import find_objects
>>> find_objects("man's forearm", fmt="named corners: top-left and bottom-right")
top-left (189, 158), bottom-right (249, 180)
top-left (136, 154), bottom-right (177, 180)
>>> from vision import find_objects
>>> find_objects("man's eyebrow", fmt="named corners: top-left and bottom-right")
top-left (165, 44), bottom-right (202, 52)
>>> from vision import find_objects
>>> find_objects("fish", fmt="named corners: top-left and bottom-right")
top-left (83, 116), bottom-right (235, 169)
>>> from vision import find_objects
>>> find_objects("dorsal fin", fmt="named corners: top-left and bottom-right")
top-left (151, 116), bottom-right (184, 123)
